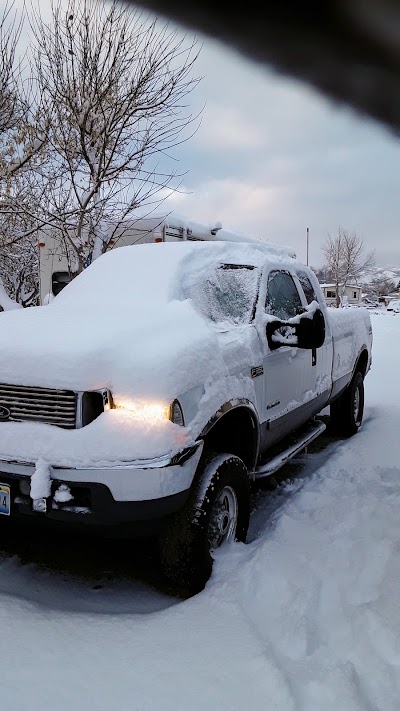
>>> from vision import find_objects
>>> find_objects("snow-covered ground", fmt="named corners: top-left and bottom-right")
top-left (0, 311), bottom-right (399, 710)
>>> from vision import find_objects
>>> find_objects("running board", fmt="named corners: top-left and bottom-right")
top-left (254, 420), bottom-right (326, 480)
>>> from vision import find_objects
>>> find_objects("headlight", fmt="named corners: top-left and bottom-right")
top-left (116, 400), bottom-right (170, 423)
top-left (115, 398), bottom-right (185, 426)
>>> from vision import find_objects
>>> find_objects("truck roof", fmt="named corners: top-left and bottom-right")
top-left (55, 240), bottom-right (297, 310)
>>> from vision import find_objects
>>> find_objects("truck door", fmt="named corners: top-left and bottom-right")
top-left (295, 269), bottom-right (333, 411)
top-left (261, 269), bottom-right (313, 449)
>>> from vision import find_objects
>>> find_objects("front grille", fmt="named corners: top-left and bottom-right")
top-left (0, 384), bottom-right (77, 429)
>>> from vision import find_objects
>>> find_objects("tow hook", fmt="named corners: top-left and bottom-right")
top-left (32, 497), bottom-right (47, 513)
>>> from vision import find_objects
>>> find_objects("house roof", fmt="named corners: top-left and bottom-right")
top-left (319, 283), bottom-right (361, 289)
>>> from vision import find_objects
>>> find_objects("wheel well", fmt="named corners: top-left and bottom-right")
top-left (356, 349), bottom-right (369, 378)
top-left (202, 407), bottom-right (258, 469)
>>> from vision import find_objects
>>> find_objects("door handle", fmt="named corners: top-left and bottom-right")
top-left (312, 348), bottom-right (317, 366)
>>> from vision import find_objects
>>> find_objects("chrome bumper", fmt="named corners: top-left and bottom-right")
top-left (0, 442), bottom-right (203, 503)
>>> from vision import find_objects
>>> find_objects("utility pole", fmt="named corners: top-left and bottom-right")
top-left (306, 227), bottom-right (309, 265)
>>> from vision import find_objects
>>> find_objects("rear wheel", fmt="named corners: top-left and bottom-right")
top-left (330, 370), bottom-right (364, 437)
top-left (159, 452), bottom-right (250, 595)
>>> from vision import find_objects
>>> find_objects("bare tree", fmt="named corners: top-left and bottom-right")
top-left (0, 233), bottom-right (39, 308)
top-left (322, 228), bottom-right (375, 307)
top-left (364, 274), bottom-right (397, 298)
top-left (0, 3), bottom-right (46, 181)
top-left (310, 265), bottom-right (331, 283)
top-left (0, 3), bottom-right (49, 310)
top-left (0, 2), bottom-right (21, 137)
top-left (0, 3), bottom-right (29, 310)
top-left (31, 0), bottom-right (200, 274)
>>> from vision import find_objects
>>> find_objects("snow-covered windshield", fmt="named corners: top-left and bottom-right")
top-left (186, 263), bottom-right (260, 325)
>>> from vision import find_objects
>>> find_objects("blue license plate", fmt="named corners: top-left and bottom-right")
top-left (0, 484), bottom-right (10, 516)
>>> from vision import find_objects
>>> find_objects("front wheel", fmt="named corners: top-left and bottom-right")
top-left (159, 452), bottom-right (250, 595)
top-left (330, 370), bottom-right (364, 437)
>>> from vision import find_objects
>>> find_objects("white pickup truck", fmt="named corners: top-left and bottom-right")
top-left (0, 241), bottom-right (372, 591)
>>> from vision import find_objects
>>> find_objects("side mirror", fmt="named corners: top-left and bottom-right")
top-left (296, 308), bottom-right (325, 349)
top-left (266, 308), bottom-right (325, 350)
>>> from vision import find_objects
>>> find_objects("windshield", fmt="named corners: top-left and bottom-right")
top-left (187, 263), bottom-right (260, 325)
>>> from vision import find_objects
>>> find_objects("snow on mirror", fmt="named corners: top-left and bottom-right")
top-left (185, 264), bottom-right (260, 325)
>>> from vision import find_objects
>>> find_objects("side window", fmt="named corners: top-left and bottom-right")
top-left (266, 270), bottom-right (303, 320)
top-left (297, 270), bottom-right (318, 305)
top-left (52, 271), bottom-right (72, 296)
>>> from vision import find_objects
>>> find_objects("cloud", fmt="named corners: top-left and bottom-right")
top-left (165, 178), bottom-right (287, 240)
top-left (174, 41), bottom-right (400, 266)
top-left (195, 105), bottom-right (267, 151)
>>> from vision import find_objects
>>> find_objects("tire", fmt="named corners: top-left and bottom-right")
top-left (159, 451), bottom-right (250, 595)
top-left (330, 370), bottom-right (364, 437)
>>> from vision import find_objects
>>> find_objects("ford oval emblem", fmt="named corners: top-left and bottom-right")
top-left (0, 406), bottom-right (11, 421)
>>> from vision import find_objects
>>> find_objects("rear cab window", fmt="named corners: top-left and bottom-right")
top-left (296, 270), bottom-right (319, 306)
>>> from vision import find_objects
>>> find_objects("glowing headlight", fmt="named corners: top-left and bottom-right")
top-left (115, 398), bottom-right (185, 426)
top-left (117, 401), bottom-right (170, 423)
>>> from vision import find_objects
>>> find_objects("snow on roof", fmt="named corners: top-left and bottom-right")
top-left (319, 283), bottom-right (361, 289)
top-left (56, 240), bottom-right (294, 309)
top-left (111, 212), bottom-right (296, 257)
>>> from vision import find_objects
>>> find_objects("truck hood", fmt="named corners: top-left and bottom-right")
top-left (0, 300), bottom-right (231, 403)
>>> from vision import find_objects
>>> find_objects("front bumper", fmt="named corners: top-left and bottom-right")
top-left (0, 442), bottom-right (203, 531)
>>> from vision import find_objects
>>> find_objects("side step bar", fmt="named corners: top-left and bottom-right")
top-left (254, 419), bottom-right (326, 480)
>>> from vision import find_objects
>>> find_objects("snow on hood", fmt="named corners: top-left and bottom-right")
top-left (0, 298), bottom-right (222, 402)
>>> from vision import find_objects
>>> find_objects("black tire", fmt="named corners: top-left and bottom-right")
top-left (330, 370), bottom-right (364, 437)
top-left (159, 451), bottom-right (250, 595)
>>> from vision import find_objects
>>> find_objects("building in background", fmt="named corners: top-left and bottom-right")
top-left (319, 283), bottom-right (362, 307)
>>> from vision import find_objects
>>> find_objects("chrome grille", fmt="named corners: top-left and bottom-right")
top-left (0, 384), bottom-right (77, 429)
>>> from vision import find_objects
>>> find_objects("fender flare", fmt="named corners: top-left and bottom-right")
top-left (200, 398), bottom-right (260, 469)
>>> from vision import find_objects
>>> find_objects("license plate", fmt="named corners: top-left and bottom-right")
top-left (0, 484), bottom-right (10, 516)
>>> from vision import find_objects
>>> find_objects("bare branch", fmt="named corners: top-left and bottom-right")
top-left (322, 227), bottom-right (375, 307)
top-left (30, 0), bottom-right (201, 272)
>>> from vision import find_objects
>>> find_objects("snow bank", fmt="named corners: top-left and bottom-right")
top-left (207, 312), bottom-right (400, 710)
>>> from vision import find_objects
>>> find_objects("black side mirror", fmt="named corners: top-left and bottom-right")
top-left (266, 308), bottom-right (325, 350)
top-left (296, 308), bottom-right (325, 349)
top-left (266, 319), bottom-right (291, 350)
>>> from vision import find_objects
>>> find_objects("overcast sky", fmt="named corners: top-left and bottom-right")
top-left (168, 35), bottom-right (400, 268)
top-left (17, 1), bottom-right (400, 267)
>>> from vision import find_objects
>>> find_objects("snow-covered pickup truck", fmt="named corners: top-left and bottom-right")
top-left (0, 241), bottom-right (372, 591)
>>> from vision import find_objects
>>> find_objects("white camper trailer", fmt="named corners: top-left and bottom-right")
top-left (38, 214), bottom-right (291, 303)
